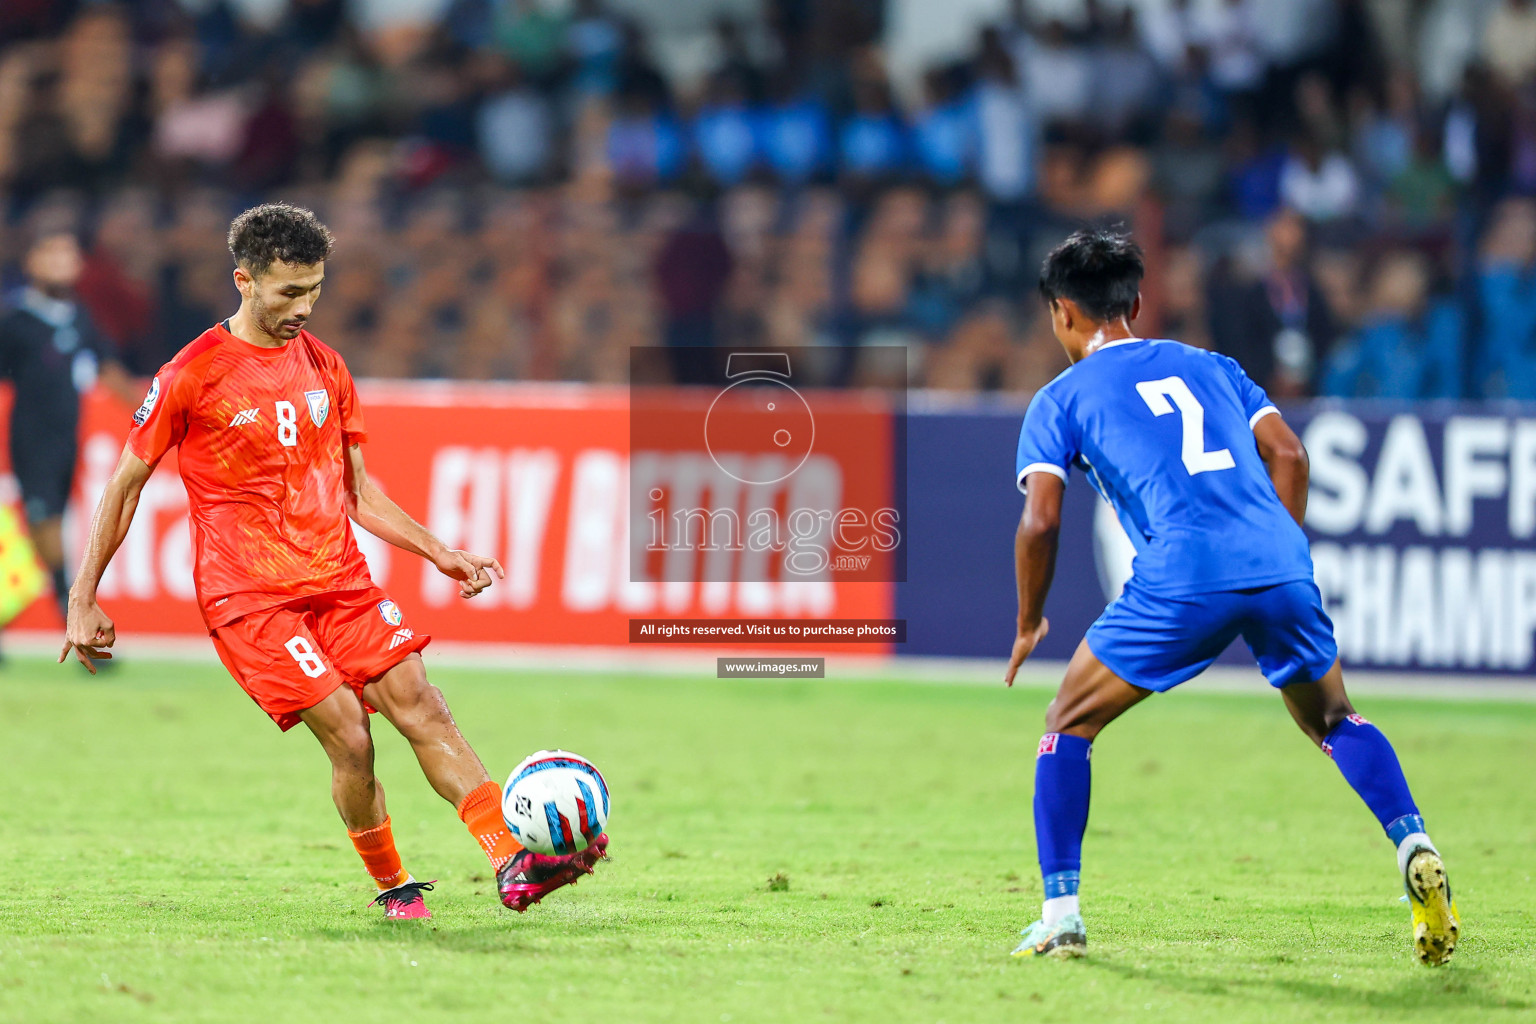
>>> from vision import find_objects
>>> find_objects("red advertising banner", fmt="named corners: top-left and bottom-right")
top-left (0, 382), bottom-right (893, 650)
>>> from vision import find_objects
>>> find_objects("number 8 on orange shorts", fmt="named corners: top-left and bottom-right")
top-left (210, 585), bottom-right (431, 731)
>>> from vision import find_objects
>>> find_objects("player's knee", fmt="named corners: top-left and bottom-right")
top-left (1293, 704), bottom-right (1352, 747)
top-left (1043, 698), bottom-right (1101, 740)
top-left (1320, 702), bottom-right (1356, 736)
top-left (1293, 717), bottom-right (1329, 747)
top-left (415, 683), bottom-right (452, 723)
top-left (328, 724), bottom-right (374, 770)
top-left (389, 678), bottom-right (455, 735)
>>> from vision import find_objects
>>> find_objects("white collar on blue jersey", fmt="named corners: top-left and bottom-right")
top-left (1090, 336), bottom-right (1145, 353)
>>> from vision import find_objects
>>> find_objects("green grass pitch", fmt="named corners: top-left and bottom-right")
top-left (1, 655), bottom-right (1533, 1024)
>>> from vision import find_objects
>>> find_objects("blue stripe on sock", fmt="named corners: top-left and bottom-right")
top-left (1386, 813), bottom-right (1427, 847)
top-left (1043, 870), bottom-right (1080, 899)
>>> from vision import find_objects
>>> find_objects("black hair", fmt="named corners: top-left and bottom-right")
top-left (1038, 227), bottom-right (1145, 322)
top-left (227, 203), bottom-right (335, 275)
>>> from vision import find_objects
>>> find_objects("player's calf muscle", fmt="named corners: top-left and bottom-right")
top-left (1282, 667), bottom-right (1357, 746)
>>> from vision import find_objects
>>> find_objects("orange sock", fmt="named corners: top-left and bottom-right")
top-left (457, 781), bottom-right (522, 872)
top-left (348, 817), bottom-right (410, 891)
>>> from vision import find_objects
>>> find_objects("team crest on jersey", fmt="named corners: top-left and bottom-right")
top-left (133, 376), bottom-right (161, 426)
top-left (377, 600), bottom-right (403, 627)
top-left (305, 389), bottom-right (330, 427)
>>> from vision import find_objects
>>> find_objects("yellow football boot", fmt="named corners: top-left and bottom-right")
top-left (1405, 847), bottom-right (1458, 966)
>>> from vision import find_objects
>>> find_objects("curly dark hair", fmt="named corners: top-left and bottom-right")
top-left (227, 203), bottom-right (335, 275)
top-left (1038, 227), bottom-right (1145, 322)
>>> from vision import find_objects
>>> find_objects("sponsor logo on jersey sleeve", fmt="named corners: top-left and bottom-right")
top-left (133, 376), bottom-right (161, 426)
top-left (305, 389), bottom-right (330, 427)
top-left (389, 627), bottom-right (415, 649)
top-left (377, 600), bottom-right (403, 626)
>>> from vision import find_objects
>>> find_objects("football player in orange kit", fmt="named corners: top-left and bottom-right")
top-left (59, 203), bottom-right (604, 918)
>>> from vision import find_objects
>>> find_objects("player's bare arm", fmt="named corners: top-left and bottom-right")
top-left (1254, 413), bottom-right (1309, 526)
top-left (342, 442), bottom-right (505, 599)
top-left (58, 446), bottom-right (154, 673)
top-left (1005, 472), bottom-right (1062, 685)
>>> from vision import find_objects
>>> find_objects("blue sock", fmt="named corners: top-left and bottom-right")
top-left (1322, 714), bottom-right (1422, 841)
top-left (1034, 733), bottom-right (1092, 906)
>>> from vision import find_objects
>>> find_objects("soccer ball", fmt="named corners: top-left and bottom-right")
top-left (501, 750), bottom-right (609, 856)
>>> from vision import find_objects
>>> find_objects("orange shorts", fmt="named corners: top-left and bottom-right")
top-left (210, 586), bottom-right (431, 731)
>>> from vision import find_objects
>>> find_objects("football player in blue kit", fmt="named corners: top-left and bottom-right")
top-left (1004, 229), bottom-right (1458, 965)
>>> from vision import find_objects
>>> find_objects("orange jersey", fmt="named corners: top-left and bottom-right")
top-left (127, 321), bottom-right (373, 629)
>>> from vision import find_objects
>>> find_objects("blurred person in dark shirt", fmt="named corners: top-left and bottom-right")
top-left (9, 71), bottom-right (92, 203)
top-left (1153, 106), bottom-right (1226, 240)
top-left (655, 198), bottom-right (733, 384)
top-left (0, 230), bottom-right (135, 632)
top-left (1208, 208), bottom-right (1336, 397)
top-left (75, 192), bottom-right (159, 371)
top-left (1090, 8), bottom-right (1163, 140)
top-left (908, 191), bottom-right (986, 340)
top-left (0, 0), bottom-right (77, 43)
top-left (1225, 114), bottom-right (1287, 220)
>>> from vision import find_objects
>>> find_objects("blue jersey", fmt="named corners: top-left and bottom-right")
top-left (1015, 337), bottom-right (1313, 597)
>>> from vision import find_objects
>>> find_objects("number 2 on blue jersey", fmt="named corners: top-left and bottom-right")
top-left (1134, 376), bottom-right (1235, 476)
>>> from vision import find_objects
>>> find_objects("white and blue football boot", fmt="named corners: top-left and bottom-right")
top-left (1011, 913), bottom-right (1087, 958)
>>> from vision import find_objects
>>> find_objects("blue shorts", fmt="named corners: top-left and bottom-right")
top-left (1085, 578), bottom-right (1338, 692)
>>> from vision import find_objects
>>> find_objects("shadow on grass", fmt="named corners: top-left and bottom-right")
top-left (1083, 954), bottom-right (1529, 1015)
top-left (306, 918), bottom-right (627, 954)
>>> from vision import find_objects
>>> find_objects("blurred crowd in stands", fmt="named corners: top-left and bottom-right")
top-left (3, 0), bottom-right (1536, 399)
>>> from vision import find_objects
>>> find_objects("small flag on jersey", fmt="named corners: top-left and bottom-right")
top-left (377, 600), bottom-right (403, 626)
top-left (305, 389), bottom-right (330, 427)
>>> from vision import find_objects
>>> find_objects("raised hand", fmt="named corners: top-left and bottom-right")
top-left (59, 597), bottom-right (116, 675)
top-left (1004, 618), bottom-right (1050, 687)
top-left (433, 549), bottom-right (506, 599)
